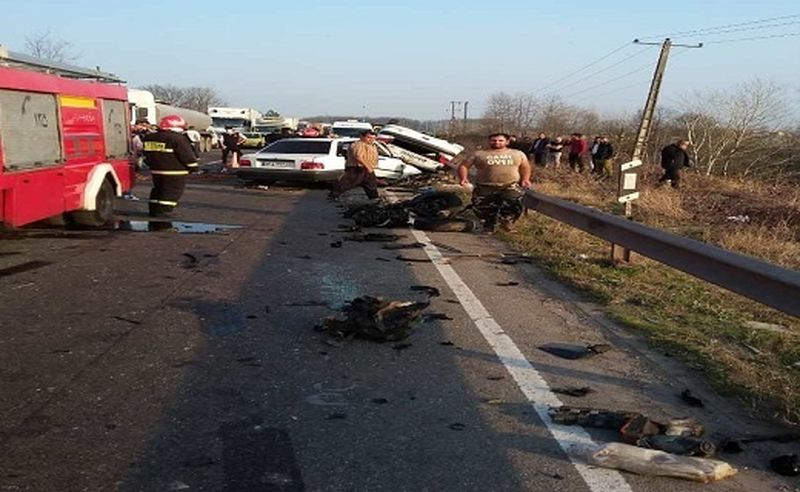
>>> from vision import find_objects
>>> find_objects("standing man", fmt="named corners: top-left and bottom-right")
top-left (330, 130), bottom-right (380, 200)
top-left (659, 139), bottom-right (692, 188)
top-left (594, 136), bottom-right (615, 180)
top-left (568, 133), bottom-right (588, 173)
top-left (528, 132), bottom-right (550, 167)
top-left (547, 136), bottom-right (564, 168)
top-left (221, 127), bottom-right (246, 168)
top-left (458, 133), bottom-right (532, 233)
top-left (142, 115), bottom-right (199, 217)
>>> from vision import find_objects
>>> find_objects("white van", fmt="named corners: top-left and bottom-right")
top-left (331, 120), bottom-right (373, 138)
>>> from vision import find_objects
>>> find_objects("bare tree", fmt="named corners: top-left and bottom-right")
top-left (676, 80), bottom-right (790, 177)
top-left (483, 92), bottom-right (539, 136)
top-left (25, 30), bottom-right (77, 62)
top-left (139, 84), bottom-right (225, 112)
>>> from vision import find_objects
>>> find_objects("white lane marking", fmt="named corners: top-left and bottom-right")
top-left (409, 228), bottom-right (632, 492)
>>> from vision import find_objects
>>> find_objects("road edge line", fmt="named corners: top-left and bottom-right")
top-left (409, 227), bottom-right (632, 492)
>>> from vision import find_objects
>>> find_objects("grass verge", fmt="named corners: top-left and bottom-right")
top-left (498, 170), bottom-right (800, 424)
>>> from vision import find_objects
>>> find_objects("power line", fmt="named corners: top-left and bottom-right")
top-left (542, 45), bottom-right (655, 97)
top-left (563, 48), bottom-right (691, 100)
top-left (674, 20), bottom-right (800, 39)
top-left (639, 13), bottom-right (800, 40)
top-left (704, 31), bottom-right (800, 44)
top-left (534, 42), bottom-right (632, 93)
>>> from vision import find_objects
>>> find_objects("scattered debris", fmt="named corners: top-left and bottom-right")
top-left (679, 389), bottom-right (704, 408)
top-left (496, 281), bottom-right (519, 287)
top-left (620, 414), bottom-right (664, 443)
top-left (325, 413), bottom-right (347, 420)
top-left (423, 313), bottom-right (453, 323)
top-left (770, 454), bottom-right (799, 477)
top-left (403, 191), bottom-right (464, 218)
top-left (448, 422), bottom-right (466, 431)
top-left (551, 386), bottom-right (594, 397)
top-left (725, 214), bottom-right (750, 223)
top-left (637, 435), bottom-right (717, 457)
top-left (664, 419), bottom-right (704, 438)
top-left (395, 255), bottom-right (431, 263)
top-left (382, 242), bottom-right (425, 250)
top-left (346, 233), bottom-right (402, 242)
top-left (550, 407), bottom-right (704, 442)
top-left (538, 343), bottom-right (612, 360)
top-left (330, 241), bottom-right (343, 248)
top-left (536, 471), bottom-right (564, 480)
top-left (344, 201), bottom-right (409, 228)
top-left (321, 296), bottom-right (429, 342)
top-left (587, 443), bottom-right (737, 483)
top-left (790, 362), bottom-right (800, 370)
top-left (410, 285), bottom-right (440, 297)
top-left (181, 253), bottom-right (198, 268)
top-left (719, 439), bottom-right (745, 454)
top-left (393, 342), bottom-right (413, 351)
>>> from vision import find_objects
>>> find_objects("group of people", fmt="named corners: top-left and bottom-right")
top-left (515, 132), bottom-right (616, 179)
top-left (331, 130), bottom-right (693, 236)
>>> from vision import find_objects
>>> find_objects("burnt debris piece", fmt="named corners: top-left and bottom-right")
top-left (770, 454), bottom-right (799, 476)
top-left (679, 389), bottom-right (705, 408)
top-left (551, 386), bottom-right (594, 397)
top-left (321, 296), bottom-right (429, 342)
top-left (538, 342), bottom-right (612, 360)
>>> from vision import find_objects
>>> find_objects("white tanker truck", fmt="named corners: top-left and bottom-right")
top-left (127, 89), bottom-right (218, 152)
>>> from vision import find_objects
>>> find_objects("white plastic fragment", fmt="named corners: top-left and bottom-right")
top-left (586, 442), bottom-right (738, 483)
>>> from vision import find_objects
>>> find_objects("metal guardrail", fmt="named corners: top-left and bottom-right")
top-left (523, 190), bottom-right (800, 318)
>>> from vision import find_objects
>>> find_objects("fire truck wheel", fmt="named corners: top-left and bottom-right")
top-left (68, 179), bottom-right (115, 228)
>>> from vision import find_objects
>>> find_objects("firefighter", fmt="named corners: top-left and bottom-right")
top-left (142, 115), bottom-right (199, 217)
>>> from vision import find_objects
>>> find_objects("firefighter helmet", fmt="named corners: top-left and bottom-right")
top-left (158, 115), bottom-right (188, 131)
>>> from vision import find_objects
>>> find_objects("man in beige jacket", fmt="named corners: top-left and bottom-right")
top-left (330, 130), bottom-right (380, 200)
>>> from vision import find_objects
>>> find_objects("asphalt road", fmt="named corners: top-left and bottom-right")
top-left (1, 159), bottom-right (797, 491)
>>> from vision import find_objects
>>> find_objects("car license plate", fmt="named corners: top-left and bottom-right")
top-left (260, 160), bottom-right (294, 168)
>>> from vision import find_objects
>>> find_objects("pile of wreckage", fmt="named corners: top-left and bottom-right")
top-left (343, 191), bottom-right (476, 232)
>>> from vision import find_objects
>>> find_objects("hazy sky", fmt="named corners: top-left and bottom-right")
top-left (2, 0), bottom-right (798, 120)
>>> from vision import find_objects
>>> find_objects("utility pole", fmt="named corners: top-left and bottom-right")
top-left (449, 100), bottom-right (466, 138)
top-left (463, 101), bottom-right (469, 133)
top-left (611, 38), bottom-right (702, 263)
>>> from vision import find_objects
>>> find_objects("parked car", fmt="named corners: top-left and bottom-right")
top-left (236, 138), bottom-right (420, 184)
top-left (241, 132), bottom-right (266, 148)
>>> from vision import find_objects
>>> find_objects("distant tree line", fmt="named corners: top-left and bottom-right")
top-left (139, 84), bottom-right (226, 113)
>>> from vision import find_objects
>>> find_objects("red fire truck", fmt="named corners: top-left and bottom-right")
top-left (0, 47), bottom-right (134, 228)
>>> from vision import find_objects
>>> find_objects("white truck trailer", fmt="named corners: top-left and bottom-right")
top-left (128, 89), bottom-right (217, 151)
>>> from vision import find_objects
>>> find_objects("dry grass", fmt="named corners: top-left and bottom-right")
top-left (501, 166), bottom-right (800, 423)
